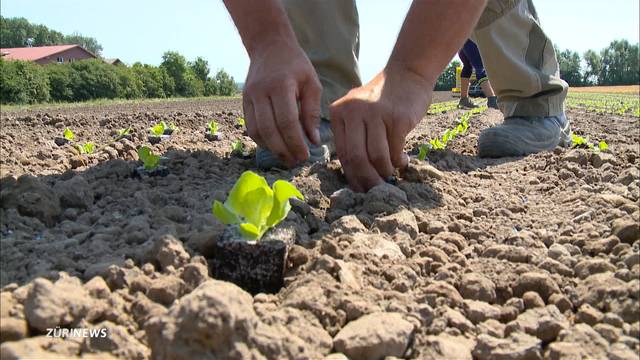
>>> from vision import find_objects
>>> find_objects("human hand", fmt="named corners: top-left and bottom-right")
top-left (330, 65), bottom-right (433, 192)
top-left (243, 39), bottom-right (322, 168)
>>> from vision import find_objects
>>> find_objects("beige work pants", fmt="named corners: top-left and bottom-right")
top-left (282, 0), bottom-right (567, 118)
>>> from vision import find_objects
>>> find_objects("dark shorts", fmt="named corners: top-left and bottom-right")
top-left (458, 40), bottom-right (487, 81)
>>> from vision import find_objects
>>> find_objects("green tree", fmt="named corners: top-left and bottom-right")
top-left (183, 69), bottom-right (205, 97)
top-left (0, 17), bottom-right (32, 47)
top-left (212, 69), bottom-right (238, 96)
top-left (0, 16), bottom-right (103, 55)
top-left (160, 51), bottom-right (190, 96)
top-left (190, 56), bottom-right (210, 83)
top-left (434, 60), bottom-right (460, 91)
top-left (556, 48), bottom-right (583, 86)
top-left (63, 32), bottom-right (103, 56)
top-left (599, 39), bottom-right (640, 85)
top-left (582, 49), bottom-right (602, 85)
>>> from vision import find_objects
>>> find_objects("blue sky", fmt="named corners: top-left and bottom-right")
top-left (2, 0), bottom-right (639, 83)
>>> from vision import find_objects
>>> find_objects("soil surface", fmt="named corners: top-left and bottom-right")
top-left (0, 91), bottom-right (639, 360)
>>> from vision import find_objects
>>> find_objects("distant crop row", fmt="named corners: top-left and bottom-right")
top-left (566, 92), bottom-right (640, 117)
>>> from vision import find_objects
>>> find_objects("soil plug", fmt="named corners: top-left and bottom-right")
top-left (161, 121), bottom-right (178, 135)
top-left (205, 120), bottom-right (222, 141)
top-left (134, 146), bottom-right (169, 177)
top-left (55, 127), bottom-right (75, 146)
top-left (230, 140), bottom-right (251, 158)
top-left (212, 225), bottom-right (296, 294)
top-left (148, 122), bottom-right (172, 144)
top-left (210, 170), bottom-right (304, 293)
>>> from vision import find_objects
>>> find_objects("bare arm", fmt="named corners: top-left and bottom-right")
top-left (223, 0), bottom-right (322, 167)
top-left (331, 0), bottom-right (487, 191)
top-left (388, 0), bottom-right (487, 84)
top-left (223, 0), bottom-right (297, 58)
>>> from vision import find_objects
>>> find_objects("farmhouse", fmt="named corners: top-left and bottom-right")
top-left (105, 58), bottom-right (124, 66)
top-left (0, 44), bottom-right (97, 65)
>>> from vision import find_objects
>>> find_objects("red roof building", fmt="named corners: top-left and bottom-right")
top-left (0, 45), bottom-right (97, 65)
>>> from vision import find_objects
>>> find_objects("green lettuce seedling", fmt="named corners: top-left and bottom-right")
top-left (207, 120), bottom-right (219, 135)
top-left (231, 140), bottom-right (244, 154)
top-left (213, 170), bottom-right (304, 240)
top-left (75, 142), bottom-right (95, 155)
top-left (571, 133), bottom-right (610, 152)
top-left (161, 121), bottom-right (178, 133)
top-left (63, 128), bottom-right (75, 141)
top-left (117, 127), bottom-right (132, 137)
top-left (149, 123), bottom-right (165, 136)
top-left (571, 133), bottom-right (591, 148)
top-left (137, 146), bottom-right (161, 170)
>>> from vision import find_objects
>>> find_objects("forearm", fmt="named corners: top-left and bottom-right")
top-left (223, 0), bottom-right (298, 58)
top-left (388, 0), bottom-right (487, 85)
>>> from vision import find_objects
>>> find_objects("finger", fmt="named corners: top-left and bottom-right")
top-left (344, 118), bottom-right (383, 192)
top-left (242, 97), bottom-right (264, 148)
top-left (366, 117), bottom-right (395, 178)
top-left (270, 90), bottom-right (309, 164)
top-left (300, 77), bottom-right (322, 145)
top-left (330, 105), bottom-right (347, 162)
top-left (253, 97), bottom-right (296, 167)
top-left (387, 125), bottom-right (409, 170)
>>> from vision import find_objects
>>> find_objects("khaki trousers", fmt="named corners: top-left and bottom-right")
top-left (282, 0), bottom-right (567, 118)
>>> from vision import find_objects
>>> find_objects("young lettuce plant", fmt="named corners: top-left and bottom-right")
top-left (137, 146), bottom-right (161, 170)
top-left (231, 139), bottom-right (245, 155)
top-left (236, 117), bottom-right (246, 129)
top-left (207, 120), bottom-right (219, 135)
top-left (116, 127), bottom-right (132, 137)
top-left (149, 123), bottom-right (165, 137)
top-left (55, 128), bottom-right (76, 146)
top-left (571, 133), bottom-right (609, 152)
top-left (75, 142), bottom-right (96, 155)
top-left (63, 128), bottom-right (75, 141)
top-left (213, 171), bottom-right (304, 240)
top-left (161, 121), bottom-right (178, 135)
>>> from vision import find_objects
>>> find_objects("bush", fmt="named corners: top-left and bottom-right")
top-left (0, 51), bottom-right (237, 104)
top-left (69, 59), bottom-right (119, 101)
top-left (44, 63), bottom-right (74, 102)
top-left (0, 59), bottom-right (50, 104)
top-left (114, 65), bottom-right (144, 99)
top-left (132, 63), bottom-right (167, 98)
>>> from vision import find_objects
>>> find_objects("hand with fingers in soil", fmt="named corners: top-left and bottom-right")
top-left (224, 0), bottom-right (573, 192)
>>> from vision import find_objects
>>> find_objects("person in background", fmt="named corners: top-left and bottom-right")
top-left (458, 39), bottom-right (499, 109)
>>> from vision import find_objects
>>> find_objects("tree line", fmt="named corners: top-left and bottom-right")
top-left (435, 39), bottom-right (640, 91)
top-left (1, 16), bottom-right (103, 56)
top-left (0, 52), bottom-right (238, 104)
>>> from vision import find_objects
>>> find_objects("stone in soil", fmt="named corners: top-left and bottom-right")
top-left (332, 312), bottom-right (414, 360)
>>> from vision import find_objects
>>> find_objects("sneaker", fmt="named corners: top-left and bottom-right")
top-left (255, 118), bottom-right (334, 169)
top-left (487, 96), bottom-right (499, 109)
top-left (477, 112), bottom-right (571, 158)
top-left (458, 97), bottom-right (479, 109)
